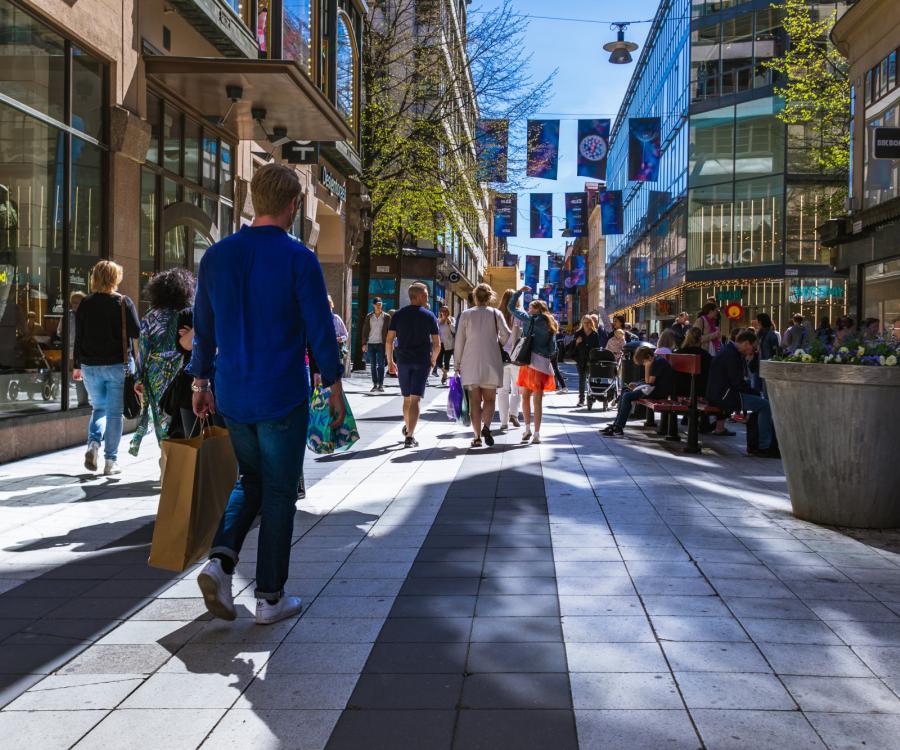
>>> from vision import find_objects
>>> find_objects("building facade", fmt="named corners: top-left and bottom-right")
top-left (825, 0), bottom-right (900, 331)
top-left (0, 0), bottom-right (367, 460)
top-left (606, 0), bottom-right (849, 335)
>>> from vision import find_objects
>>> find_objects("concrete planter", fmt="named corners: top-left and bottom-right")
top-left (761, 360), bottom-right (900, 528)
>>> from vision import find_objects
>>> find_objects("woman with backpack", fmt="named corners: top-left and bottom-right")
top-left (507, 286), bottom-right (558, 444)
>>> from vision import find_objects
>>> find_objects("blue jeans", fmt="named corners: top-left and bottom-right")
top-left (368, 343), bottom-right (385, 386)
top-left (210, 403), bottom-right (309, 600)
top-left (740, 393), bottom-right (773, 450)
top-left (81, 364), bottom-right (125, 460)
top-left (613, 388), bottom-right (643, 429)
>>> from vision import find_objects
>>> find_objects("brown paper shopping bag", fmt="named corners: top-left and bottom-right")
top-left (148, 425), bottom-right (238, 572)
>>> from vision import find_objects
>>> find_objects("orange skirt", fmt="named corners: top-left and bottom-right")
top-left (516, 365), bottom-right (556, 393)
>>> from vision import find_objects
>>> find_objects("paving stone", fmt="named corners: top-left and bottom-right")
top-left (651, 615), bottom-right (749, 642)
top-left (376, 617), bottom-right (473, 643)
top-left (0, 709), bottom-right (105, 749)
top-left (5, 673), bottom-right (144, 710)
top-left (725, 597), bottom-right (817, 620)
top-left (347, 674), bottom-right (463, 709)
top-left (574, 709), bottom-right (700, 750)
top-left (782, 675), bottom-right (900, 713)
top-left (852, 646), bottom-right (900, 677)
top-left (631, 577), bottom-right (715, 597)
top-left (475, 595), bottom-right (560, 617)
top-left (806, 711), bottom-right (900, 750)
top-left (565, 642), bottom-right (669, 673)
top-left (284, 617), bottom-right (385, 644)
top-left (470, 616), bottom-right (562, 643)
top-left (466, 642), bottom-right (567, 673)
top-left (460, 673), bottom-right (572, 709)
top-left (390, 595), bottom-right (477, 618)
top-left (266, 643), bottom-right (372, 674)
top-left (200, 708), bottom-right (341, 750)
top-left (739, 617), bottom-right (842, 645)
top-left (556, 577), bottom-right (637, 596)
top-left (661, 641), bottom-right (771, 673)
top-left (692, 709), bottom-right (826, 750)
top-left (364, 643), bottom-right (468, 673)
top-left (236, 673), bottom-right (358, 710)
top-left (453, 709), bottom-right (578, 750)
top-left (570, 673), bottom-right (682, 709)
top-left (827, 620), bottom-right (900, 646)
top-left (558, 595), bottom-right (643, 617)
top-left (121, 671), bottom-right (253, 709)
top-left (561, 615), bottom-right (656, 643)
top-left (59, 644), bottom-right (173, 675)
top-left (758, 643), bottom-right (874, 677)
top-left (74, 708), bottom-right (226, 749)
top-left (676, 671), bottom-right (796, 709)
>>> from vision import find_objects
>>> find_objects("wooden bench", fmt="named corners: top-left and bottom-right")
top-left (635, 353), bottom-right (720, 454)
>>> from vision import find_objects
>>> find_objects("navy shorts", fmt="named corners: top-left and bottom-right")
top-left (397, 362), bottom-right (430, 397)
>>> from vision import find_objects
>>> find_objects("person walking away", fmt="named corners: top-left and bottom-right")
top-left (191, 164), bottom-right (345, 626)
top-left (670, 312), bottom-right (690, 347)
top-left (58, 291), bottom-right (89, 407)
top-left (601, 346), bottom-right (674, 436)
top-left (696, 301), bottom-right (722, 357)
top-left (573, 315), bottom-right (601, 407)
top-left (436, 306), bottom-right (456, 385)
top-left (782, 314), bottom-right (808, 354)
top-left (386, 282), bottom-right (440, 448)
top-left (129, 268), bottom-right (195, 456)
top-left (551, 343), bottom-right (568, 393)
top-left (361, 297), bottom-right (390, 392)
top-left (329, 295), bottom-right (349, 362)
top-left (497, 289), bottom-right (523, 431)
top-left (454, 283), bottom-right (510, 447)
top-left (507, 287), bottom-right (557, 444)
top-left (706, 330), bottom-right (776, 456)
top-left (73, 261), bottom-right (140, 476)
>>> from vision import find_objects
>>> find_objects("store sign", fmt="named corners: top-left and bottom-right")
top-left (725, 303), bottom-right (744, 320)
top-left (320, 166), bottom-right (347, 202)
top-left (874, 128), bottom-right (900, 159)
top-left (717, 290), bottom-right (742, 302)
top-left (375, 265), bottom-right (391, 274)
top-left (282, 140), bottom-right (319, 164)
top-left (788, 284), bottom-right (845, 303)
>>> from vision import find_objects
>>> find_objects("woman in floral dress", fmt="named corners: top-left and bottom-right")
top-left (129, 268), bottom-right (195, 456)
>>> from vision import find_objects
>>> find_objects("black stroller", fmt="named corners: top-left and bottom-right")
top-left (586, 348), bottom-right (620, 411)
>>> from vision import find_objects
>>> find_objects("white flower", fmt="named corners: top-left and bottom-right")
top-left (880, 356), bottom-right (886, 366)
top-left (794, 349), bottom-right (806, 357)
top-left (824, 355), bottom-right (833, 363)
top-left (839, 346), bottom-right (849, 354)
top-left (857, 346), bottom-right (866, 357)
top-left (887, 355), bottom-right (898, 366)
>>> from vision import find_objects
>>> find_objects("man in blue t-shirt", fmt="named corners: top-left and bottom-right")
top-left (386, 282), bottom-right (440, 448)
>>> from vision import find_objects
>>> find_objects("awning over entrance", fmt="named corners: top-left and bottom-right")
top-left (144, 56), bottom-right (354, 144)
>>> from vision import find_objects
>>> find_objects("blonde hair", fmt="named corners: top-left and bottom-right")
top-left (614, 329), bottom-right (626, 339)
top-left (499, 288), bottom-right (517, 326)
top-left (90, 260), bottom-right (123, 293)
top-left (473, 283), bottom-right (494, 306)
top-left (407, 282), bottom-right (428, 302)
top-left (529, 299), bottom-right (559, 333)
top-left (250, 163), bottom-right (301, 217)
top-left (70, 291), bottom-right (87, 305)
top-left (580, 315), bottom-right (596, 333)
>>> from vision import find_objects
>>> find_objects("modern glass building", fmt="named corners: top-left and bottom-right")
top-left (607, 0), bottom-right (849, 332)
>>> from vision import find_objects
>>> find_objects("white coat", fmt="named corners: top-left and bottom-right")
top-left (454, 306), bottom-right (511, 389)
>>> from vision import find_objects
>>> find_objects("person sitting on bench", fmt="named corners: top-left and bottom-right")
top-left (601, 347), bottom-right (673, 437)
top-left (706, 329), bottom-right (777, 457)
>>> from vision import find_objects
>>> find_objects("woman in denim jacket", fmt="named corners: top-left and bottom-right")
top-left (508, 286), bottom-right (558, 444)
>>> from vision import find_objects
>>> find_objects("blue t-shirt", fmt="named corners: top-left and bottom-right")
top-left (389, 305), bottom-right (439, 365)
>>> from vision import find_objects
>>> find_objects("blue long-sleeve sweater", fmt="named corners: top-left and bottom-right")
top-left (507, 291), bottom-right (556, 357)
top-left (189, 225), bottom-right (341, 423)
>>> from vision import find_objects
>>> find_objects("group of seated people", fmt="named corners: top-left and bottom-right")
top-left (600, 326), bottom-right (777, 458)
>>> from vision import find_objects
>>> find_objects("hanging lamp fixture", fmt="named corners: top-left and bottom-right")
top-left (603, 22), bottom-right (638, 65)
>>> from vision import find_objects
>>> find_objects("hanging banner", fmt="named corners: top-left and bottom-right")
top-left (502, 251), bottom-right (519, 268)
top-left (526, 120), bottom-right (560, 180)
top-left (529, 193), bottom-right (553, 239)
top-left (628, 117), bottom-right (662, 182)
top-left (476, 119), bottom-right (509, 183)
top-left (546, 252), bottom-right (563, 285)
top-left (565, 192), bottom-right (588, 237)
top-left (564, 255), bottom-right (586, 289)
top-left (577, 119), bottom-right (610, 180)
top-left (524, 255), bottom-right (541, 292)
top-left (599, 190), bottom-right (624, 235)
top-left (493, 193), bottom-right (517, 237)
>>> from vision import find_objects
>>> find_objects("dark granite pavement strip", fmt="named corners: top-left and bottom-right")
top-left (325, 437), bottom-right (579, 750)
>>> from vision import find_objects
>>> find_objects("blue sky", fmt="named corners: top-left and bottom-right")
top-left (475, 0), bottom-right (662, 276)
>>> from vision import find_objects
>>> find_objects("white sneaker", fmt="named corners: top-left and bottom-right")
top-left (521, 430), bottom-right (532, 442)
top-left (531, 433), bottom-right (542, 444)
top-left (103, 459), bottom-right (121, 476)
top-left (256, 595), bottom-right (303, 625)
top-left (84, 442), bottom-right (100, 472)
top-left (197, 558), bottom-right (236, 621)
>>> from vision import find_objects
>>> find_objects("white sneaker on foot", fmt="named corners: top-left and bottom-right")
top-left (103, 459), bottom-right (121, 476)
top-left (256, 595), bottom-right (303, 625)
top-left (84, 442), bottom-right (100, 472)
top-left (521, 430), bottom-right (532, 442)
top-left (197, 558), bottom-right (236, 621)
top-left (531, 433), bottom-right (542, 444)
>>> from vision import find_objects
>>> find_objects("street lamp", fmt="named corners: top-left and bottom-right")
top-left (603, 22), bottom-right (638, 65)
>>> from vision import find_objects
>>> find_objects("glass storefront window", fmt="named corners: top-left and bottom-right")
top-left (146, 94), bottom-right (161, 165)
top-left (0, 0), bottom-right (66, 123)
top-left (72, 47), bottom-right (105, 141)
top-left (733, 176), bottom-right (783, 267)
top-left (785, 184), bottom-right (841, 266)
top-left (863, 257), bottom-right (900, 330)
top-left (283, 0), bottom-right (312, 73)
top-left (691, 23), bottom-right (720, 102)
top-left (864, 104), bottom-right (900, 209)
top-left (71, 138), bottom-right (104, 260)
top-left (721, 12), bottom-right (754, 96)
top-left (139, 169), bottom-right (157, 310)
top-left (202, 133), bottom-right (218, 192)
top-left (162, 105), bottom-right (182, 175)
top-left (336, 14), bottom-right (356, 126)
top-left (220, 142), bottom-right (233, 200)
top-left (183, 118), bottom-right (201, 183)
top-left (735, 97), bottom-right (784, 178)
top-left (690, 105), bottom-right (734, 186)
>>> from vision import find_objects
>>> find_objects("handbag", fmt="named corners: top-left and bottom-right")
top-left (511, 317), bottom-right (535, 366)
top-left (447, 374), bottom-right (464, 421)
top-left (119, 297), bottom-right (141, 420)
top-left (307, 385), bottom-right (360, 454)
top-left (494, 312), bottom-right (512, 364)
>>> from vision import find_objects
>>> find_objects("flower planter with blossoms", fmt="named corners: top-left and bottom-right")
top-left (760, 337), bottom-right (900, 529)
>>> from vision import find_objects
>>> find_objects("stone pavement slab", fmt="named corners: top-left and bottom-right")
top-left (1, 371), bottom-right (900, 747)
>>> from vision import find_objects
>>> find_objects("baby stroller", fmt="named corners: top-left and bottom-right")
top-left (586, 348), bottom-right (620, 411)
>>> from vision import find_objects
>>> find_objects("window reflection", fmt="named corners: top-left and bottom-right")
top-left (336, 15), bottom-right (356, 126)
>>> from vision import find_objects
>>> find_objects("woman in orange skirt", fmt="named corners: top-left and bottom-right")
top-left (507, 287), bottom-right (559, 444)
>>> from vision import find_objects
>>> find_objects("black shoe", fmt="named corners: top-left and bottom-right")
top-left (370, 386), bottom-right (379, 393)
top-left (482, 426), bottom-right (494, 447)
top-left (378, 385), bottom-right (385, 392)
top-left (601, 425), bottom-right (623, 437)
top-left (711, 428), bottom-right (736, 437)
top-left (404, 436), bottom-right (418, 448)
top-left (297, 478), bottom-right (306, 500)
top-left (749, 446), bottom-right (781, 459)
top-left (577, 400), bottom-right (585, 407)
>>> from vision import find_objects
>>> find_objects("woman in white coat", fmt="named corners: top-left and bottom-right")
top-left (454, 283), bottom-right (511, 448)
top-left (498, 288), bottom-right (522, 431)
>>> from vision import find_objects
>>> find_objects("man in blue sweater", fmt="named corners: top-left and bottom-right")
top-left (190, 164), bottom-right (344, 625)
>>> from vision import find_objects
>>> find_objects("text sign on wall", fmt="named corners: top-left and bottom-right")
top-left (874, 128), bottom-right (900, 159)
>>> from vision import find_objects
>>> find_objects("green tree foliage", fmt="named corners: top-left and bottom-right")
top-left (363, 0), bottom-right (552, 255)
top-left (764, 0), bottom-right (850, 175)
